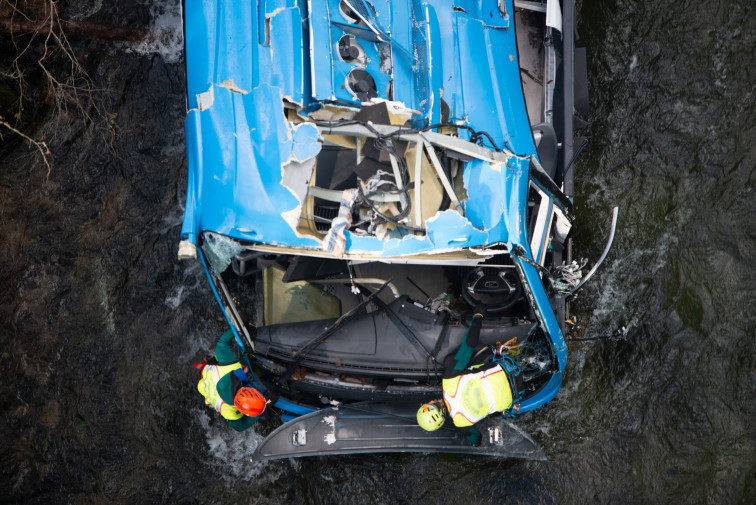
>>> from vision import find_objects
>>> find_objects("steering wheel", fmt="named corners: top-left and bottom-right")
top-left (462, 267), bottom-right (523, 313)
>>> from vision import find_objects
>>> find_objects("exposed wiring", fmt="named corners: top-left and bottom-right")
top-left (423, 122), bottom-right (502, 152)
top-left (312, 118), bottom-right (505, 231)
top-left (550, 259), bottom-right (588, 293)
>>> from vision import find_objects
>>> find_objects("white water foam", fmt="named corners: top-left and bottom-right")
top-left (590, 228), bottom-right (677, 333)
top-left (164, 262), bottom-right (203, 308)
top-left (67, 0), bottom-right (104, 21)
top-left (156, 208), bottom-right (185, 236)
top-left (193, 408), bottom-right (293, 484)
top-left (165, 285), bottom-right (188, 310)
top-left (120, 0), bottom-right (184, 64)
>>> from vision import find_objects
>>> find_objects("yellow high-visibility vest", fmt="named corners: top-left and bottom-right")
top-left (197, 363), bottom-right (244, 421)
top-left (442, 364), bottom-right (512, 427)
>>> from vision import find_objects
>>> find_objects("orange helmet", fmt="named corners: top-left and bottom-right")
top-left (234, 387), bottom-right (266, 417)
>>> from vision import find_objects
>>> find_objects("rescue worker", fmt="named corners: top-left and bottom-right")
top-left (196, 328), bottom-right (270, 431)
top-left (416, 308), bottom-right (523, 446)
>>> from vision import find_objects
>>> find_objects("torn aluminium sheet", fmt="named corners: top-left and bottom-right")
top-left (181, 83), bottom-right (533, 259)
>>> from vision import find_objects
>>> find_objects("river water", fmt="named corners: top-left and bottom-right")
top-left (1, 0), bottom-right (753, 503)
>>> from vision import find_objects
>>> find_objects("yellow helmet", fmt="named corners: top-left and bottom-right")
top-left (416, 400), bottom-right (446, 431)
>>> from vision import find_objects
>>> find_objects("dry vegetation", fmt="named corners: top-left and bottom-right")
top-left (0, 0), bottom-right (150, 176)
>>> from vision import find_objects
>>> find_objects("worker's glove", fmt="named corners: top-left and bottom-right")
top-left (467, 431), bottom-right (482, 447)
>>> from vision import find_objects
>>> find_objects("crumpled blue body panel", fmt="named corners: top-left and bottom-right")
top-left (182, 0), bottom-right (537, 256)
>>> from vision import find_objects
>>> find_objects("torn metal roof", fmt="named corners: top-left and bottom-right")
top-left (182, 0), bottom-right (539, 258)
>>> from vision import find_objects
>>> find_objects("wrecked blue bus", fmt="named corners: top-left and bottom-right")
top-left (180, 0), bottom-right (597, 460)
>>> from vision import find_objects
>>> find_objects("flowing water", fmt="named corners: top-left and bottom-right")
top-left (1, 0), bottom-right (754, 503)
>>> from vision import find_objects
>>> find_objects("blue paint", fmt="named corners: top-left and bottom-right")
top-left (518, 374), bottom-right (563, 413)
top-left (272, 398), bottom-right (317, 417)
top-left (425, 210), bottom-right (489, 249)
top-left (463, 159), bottom-right (507, 231)
top-left (183, 0), bottom-right (539, 253)
top-left (185, 0), bottom-right (308, 109)
top-left (291, 123), bottom-right (321, 162)
top-left (182, 83), bottom-right (323, 247)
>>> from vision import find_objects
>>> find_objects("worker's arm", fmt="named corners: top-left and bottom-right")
top-left (449, 311), bottom-right (484, 372)
top-left (226, 414), bottom-right (258, 432)
top-left (214, 328), bottom-right (238, 365)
